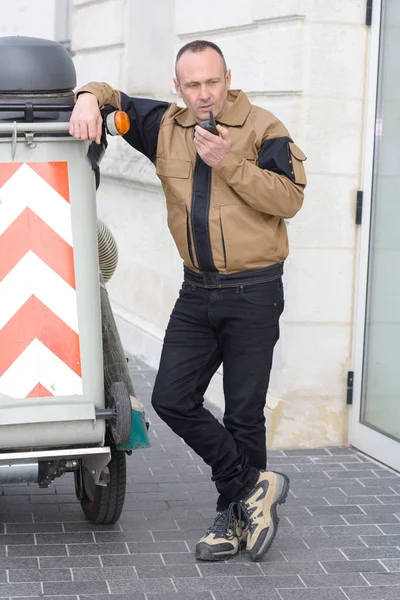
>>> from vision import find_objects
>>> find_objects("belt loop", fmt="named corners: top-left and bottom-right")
top-left (202, 272), bottom-right (220, 288)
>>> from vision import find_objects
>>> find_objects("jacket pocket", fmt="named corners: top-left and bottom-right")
top-left (185, 205), bottom-right (196, 268)
top-left (156, 158), bottom-right (191, 203)
top-left (288, 142), bottom-right (307, 186)
top-left (220, 205), bottom-right (278, 272)
top-left (166, 201), bottom-right (195, 268)
top-left (220, 215), bottom-right (227, 268)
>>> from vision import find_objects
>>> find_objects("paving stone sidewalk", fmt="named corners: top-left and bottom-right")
top-left (1, 355), bottom-right (400, 600)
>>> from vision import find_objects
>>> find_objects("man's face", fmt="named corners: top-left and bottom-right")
top-left (174, 48), bottom-right (231, 123)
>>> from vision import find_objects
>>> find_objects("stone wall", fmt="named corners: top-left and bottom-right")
top-left (0, 0), bottom-right (71, 41)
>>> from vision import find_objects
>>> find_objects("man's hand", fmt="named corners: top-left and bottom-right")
top-left (69, 93), bottom-right (103, 145)
top-left (194, 125), bottom-right (231, 167)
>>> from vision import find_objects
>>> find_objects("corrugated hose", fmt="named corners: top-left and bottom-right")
top-left (97, 219), bottom-right (118, 283)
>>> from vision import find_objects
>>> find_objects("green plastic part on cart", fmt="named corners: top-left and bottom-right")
top-left (116, 397), bottom-right (151, 451)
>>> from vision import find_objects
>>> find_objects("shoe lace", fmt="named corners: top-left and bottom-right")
top-left (239, 498), bottom-right (257, 534)
top-left (207, 503), bottom-right (248, 540)
top-left (234, 501), bottom-right (250, 536)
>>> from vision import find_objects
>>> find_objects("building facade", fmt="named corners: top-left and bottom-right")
top-left (4, 0), bottom-right (398, 469)
top-left (0, 0), bottom-right (72, 46)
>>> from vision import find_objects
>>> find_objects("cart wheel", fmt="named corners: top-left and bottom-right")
top-left (76, 446), bottom-right (126, 524)
top-left (109, 382), bottom-right (132, 445)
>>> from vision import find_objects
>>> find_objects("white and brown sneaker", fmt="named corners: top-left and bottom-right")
top-left (195, 505), bottom-right (248, 561)
top-left (239, 471), bottom-right (290, 562)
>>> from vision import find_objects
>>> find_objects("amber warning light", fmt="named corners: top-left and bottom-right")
top-left (106, 111), bottom-right (130, 136)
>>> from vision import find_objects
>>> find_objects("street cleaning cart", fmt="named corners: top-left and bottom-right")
top-left (0, 35), bottom-right (149, 524)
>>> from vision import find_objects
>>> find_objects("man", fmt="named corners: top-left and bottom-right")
top-left (70, 40), bottom-right (306, 562)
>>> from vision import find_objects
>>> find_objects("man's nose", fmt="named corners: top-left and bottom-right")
top-left (199, 84), bottom-right (210, 100)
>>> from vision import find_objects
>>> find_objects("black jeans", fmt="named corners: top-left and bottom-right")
top-left (151, 276), bottom-right (284, 512)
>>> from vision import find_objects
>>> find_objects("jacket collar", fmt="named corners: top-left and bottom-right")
top-left (174, 89), bottom-right (251, 128)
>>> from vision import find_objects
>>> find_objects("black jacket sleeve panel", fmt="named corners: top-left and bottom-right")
top-left (257, 136), bottom-right (295, 182)
top-left (119, 92), bottom-right (169, 162)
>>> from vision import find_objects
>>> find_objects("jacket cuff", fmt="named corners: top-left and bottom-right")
top-left (74, 86), bottom-right (100, 104)
top-left (74, 83), bottom-right (120, 109)
top-left (212, 152), bottom-right (243, 181)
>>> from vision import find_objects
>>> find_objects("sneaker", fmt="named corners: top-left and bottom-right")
top-left (195, 504), bottom-right (248, 561)
top-left (239, 471), bottom-right (290, 561)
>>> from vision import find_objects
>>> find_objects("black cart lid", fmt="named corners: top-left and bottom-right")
top-left (0, 36), bottom-right (76, 93)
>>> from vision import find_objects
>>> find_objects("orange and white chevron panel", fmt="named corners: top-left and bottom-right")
top-left (0, 162), bottom-right (83, 398)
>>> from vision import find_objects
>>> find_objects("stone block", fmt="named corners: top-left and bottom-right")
top-left (283, 249), bottom-right (354, 323)
top-left (72, 0), bottom-right (125, 50)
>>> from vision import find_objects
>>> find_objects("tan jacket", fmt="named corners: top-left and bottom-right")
top-left (77, 83), bottom-right (306, 275)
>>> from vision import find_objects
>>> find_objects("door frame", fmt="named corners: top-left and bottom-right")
top-left (349, 0), bottom-right (400, 472)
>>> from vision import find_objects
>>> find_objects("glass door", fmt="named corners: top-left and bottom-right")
top-left (350, 0), bottom-right (400, 470)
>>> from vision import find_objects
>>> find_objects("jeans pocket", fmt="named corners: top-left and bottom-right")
top-left (179, 281), bottom-right (197, 297)
top-left (240, 279), bottom-right (283, 307)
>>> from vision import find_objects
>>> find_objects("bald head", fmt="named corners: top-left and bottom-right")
top-left (175, 40), bottom-right (227, 77)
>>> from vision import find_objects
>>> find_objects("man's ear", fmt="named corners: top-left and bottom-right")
top-left (226, 69), bottom-right (232, 90)
top-left (173, 77), bottom-right (182, 98)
